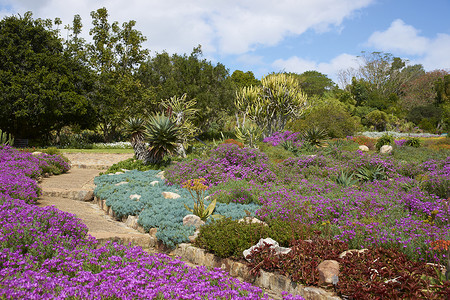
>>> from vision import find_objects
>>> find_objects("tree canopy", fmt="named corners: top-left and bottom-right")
top-left (0, 12), bottom-right (94, 140)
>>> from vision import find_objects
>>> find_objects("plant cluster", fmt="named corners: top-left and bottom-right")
top-left (195, 218), bottom-right (310, 259)
top-left (182, 178), bottom-right (217, 221)
top-left (0, 141), bottom-right (303, 299)
top-left (94, 170), bottom-right (260, 248)
top-left (164, 143), bottom-right (276, 186)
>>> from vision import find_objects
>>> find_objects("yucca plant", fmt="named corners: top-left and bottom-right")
top-left (145, 113), bottom-right (180, 164)
top-left (302, 126), bottom-right (328, 147)
top-left (124, 117), bottom-right (149, 162)
top-left (355, 164), bottom-right (387, 182)
top-left (281, 140), bottom-right (299, 155)
top-left (335, 170), bottom-right (358, 187)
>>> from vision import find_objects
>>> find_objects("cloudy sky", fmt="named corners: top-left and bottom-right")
top-left (1, 0), bottom-right (449, 83)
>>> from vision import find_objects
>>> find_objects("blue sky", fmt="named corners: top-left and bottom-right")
top-left (1, 0), bottom-right (449, 85)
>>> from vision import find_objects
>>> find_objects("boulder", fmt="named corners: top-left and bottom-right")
top-left (125, 216), bottom-right (139, 229)
top-left (188, 229), bottom-right (200, 243)
top-left (115, 181), bottom-right (128, 186)
top-left (358, 145), bottom-right (369, 152)
top-left (156, 171), bottom-right (165, 180)
top-left (83, 190), bottom-right (94, 202)
top-left (129, 194), bottom-right (141, 201)
top-left (31, 151), bottom-right (43, 156)
top-left (183, 214), bottom-right (205, 229)
top-left (150, 180), bottom-right (159, 186)
top-left (115, 171), bottom-right (124, 175)
top-left (317, 260), bottom-right (340, 285)
top-left (243, 238), bottom-right (291, 261)
top-left (162, 191), bottom-right (181, 199)
top-left (380, 145), bottom-right (393, 154)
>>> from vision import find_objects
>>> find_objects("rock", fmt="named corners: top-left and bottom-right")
top-left (339, 248), bottom-right (369, 259)
top-left (243, 238), bottom-right (291, 261)
top-left (358, 145), bottom-right (369, 152)
top-left (150, 180), bottom-right (159, 186)
top-left (380, 145), bottom-right (393, 154)
top-left (162, 191), bottom-right (180, 199)
top-left (83, 190), bottom-right (94, 202)
top-left (317, 260), bottom-right (340, 285)
top-left (125, 216), bottom-right (139, 229)
top-left (183, 214), bottom-right (205, 229)
top-left (156, 171), bottom-right (165, 180)
top-left (129, 194), bottom-right (141, 201)
top-left (31, 151), bottom-right (43, 156)
top-left (115, 171), bottom-right (124, 175)
top-left (115, 181), bottom-right (128, 186)
top-left (188, 229), bottom-right (200, 243)
top-left (238, 217), bottom-right (268, 226)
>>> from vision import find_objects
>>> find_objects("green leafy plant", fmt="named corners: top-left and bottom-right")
top-left (235, 122), bottom-right (262, 148)
top-left (301, 126), bottom-right (328, 147)
top-left (355, 164), bottom-right (388, 182)
top-left (145, 113), bottom-right (180, 164)
top-left (405, 137), bottom-right (421, 148)
top-left (375, 133), bottom-right (394, 151)
top-left (280, 140), bottom-right (299, 155)
top-left (334, 170), bottom-right (358, 187)
top-left (0, 129), bottom-right (14, 146)
top-left (124, 117), bottom-right (149, 162)
top-left (182, 178), bottom-right (217, 221)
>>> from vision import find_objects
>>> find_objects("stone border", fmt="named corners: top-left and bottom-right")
top-left (94, 196), bottom-right (341, 300)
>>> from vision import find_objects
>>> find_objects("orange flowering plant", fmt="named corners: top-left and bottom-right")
top-left (182, 178), bottom-right (218, 221)
top-left (422, 240), bottom-right (450, 286)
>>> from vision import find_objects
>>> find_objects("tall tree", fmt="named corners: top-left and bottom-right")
top-left (293, 71), bottom-right (335, 98)
top-left (138, 46), bottom-right (235, 132)
top-left (0, 12), bottom-right (94, 141)
top-left (231, 70), bottom-right (261, 88)
top-left (86, 7), bottom-right (149, 141)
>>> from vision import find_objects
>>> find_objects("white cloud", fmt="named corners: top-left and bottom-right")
top-left (272, 53), bottom-right (361, 83)
top-left (367, 19), bottom-right (450, 70)
top-left (0, 0), bottom-right (374, 57)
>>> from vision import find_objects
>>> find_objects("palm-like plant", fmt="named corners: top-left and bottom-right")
top-left (302, 126), bottom-right (328, 147)
top-left (145, 114), bottom-right (180, 164)
top-left (124, 117), bottom-right (149, 162)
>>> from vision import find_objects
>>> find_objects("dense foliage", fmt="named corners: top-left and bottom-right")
top-left (0, 145), bottom-right (303, 300)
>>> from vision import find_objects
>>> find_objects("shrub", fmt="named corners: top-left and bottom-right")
top-left (195, 218), bottom-right (310, 259)
top-left (301, 126), bottom-right (328, 147)
top-left (352, 136), bottom-right (376, 150)
top-left (209, 180), bottom-right (263, 204)
top-left (103, 158), bottom-right (164, 174)
top-left (405, 137), bottom-right (421, 148)
top-left (375, 133), bottom-right (394, 151)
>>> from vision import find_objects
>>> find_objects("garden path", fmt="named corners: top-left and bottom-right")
top-left (36, 153), bottom-right (154, 250)
top-left (36, 152), bottom-right (282, 299)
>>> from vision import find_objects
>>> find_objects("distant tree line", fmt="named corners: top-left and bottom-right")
top-left (0, 9), bottom-right (448, 146)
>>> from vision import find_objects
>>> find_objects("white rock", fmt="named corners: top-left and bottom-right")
top-left (115, 181), bottom-right (128, 186)
top-left (129, 194), bottom-right (141, 201)
top-left (380, 145), bottom-right (393, 154)
top-left (31, 151), bottom-right (43, 156)
top-left (162, 191), bottom-right (180, 199)
top-left (150, 181), bottom-right (160, 186)
top-left (115, 172), bottom-right (124, 175)
top-left (243, 238), bottom-right (291, 261)
top-left (156, 171), bottom-right (165, 179)
top-left (183, 214), bottom-right (205, 229)
top-left (358, 145), bottom-right (369, 152)
top-left (238, 217), bottom-right (268, 226)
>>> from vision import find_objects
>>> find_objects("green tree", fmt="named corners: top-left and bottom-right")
top-left (231, 70), bottom-right (261, 88)
top-left (86, 7), bottom-right (149, 141)
top-left (0, 12), bottom-right (94, 141)
top-left (138, 46), bottom-right (235, 133)
top-left (235, 73), bottom-right (308, 137)
top-left (294, 70), bottom-right (335, 98)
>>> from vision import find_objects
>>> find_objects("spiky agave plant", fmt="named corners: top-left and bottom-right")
top-left (302, 126), bottom-right (328, 147)
top-left (145, 114), bottom-right (180, 164)
top-left (124, 117), bottom-right (149, 162)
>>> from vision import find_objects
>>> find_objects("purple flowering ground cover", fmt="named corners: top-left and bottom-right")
top-left (165, 136), bottom-right (450, 265)
top-left (0, 145), bottom-right (304, 299)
